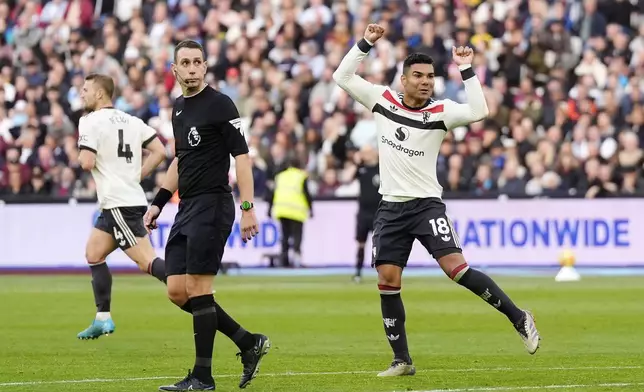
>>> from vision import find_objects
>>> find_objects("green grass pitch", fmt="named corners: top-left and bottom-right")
top-left (1, 274), bottom-right (643, 391)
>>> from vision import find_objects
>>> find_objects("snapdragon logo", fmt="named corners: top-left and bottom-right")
top-left (381, 127), bottom-right (424, 157)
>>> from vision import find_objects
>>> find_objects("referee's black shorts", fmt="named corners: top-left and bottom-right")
top-left (165, 193), bottom-right (235, 276)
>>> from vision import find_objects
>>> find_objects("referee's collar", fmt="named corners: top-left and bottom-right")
top-left (184, 83), bottom-right (208, 98)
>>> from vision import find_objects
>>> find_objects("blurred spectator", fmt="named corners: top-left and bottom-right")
top-left (0, 0), bottom-right (642, 200)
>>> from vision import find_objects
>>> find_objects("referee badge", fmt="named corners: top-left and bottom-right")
top-left (188, 126), bottom-right (201, 147)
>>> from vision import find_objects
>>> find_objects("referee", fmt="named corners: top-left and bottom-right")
top-left (144, 40), bottom-right (270, 391)
top-left (353, 144), bottom-right (381, 283)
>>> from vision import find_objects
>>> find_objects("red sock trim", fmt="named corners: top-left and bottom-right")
top-left (378, 284), bottom-right (401, 292)
top-left (147, 260), bottom-right (154, 274)
top-left (449, 263), bottom-right (469, 280)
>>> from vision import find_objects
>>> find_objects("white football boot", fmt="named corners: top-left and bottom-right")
top-left (377, 359), bottom-right (416, 377)
top-left (515, 310), bottom-right (540, 354)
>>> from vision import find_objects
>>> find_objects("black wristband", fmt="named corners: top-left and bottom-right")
top-left (357, 38), bottom-right (373, 53)
top-left (460, 66), bottom-right (476, 81)
top-left (151, 188), bottom-right (173, 210)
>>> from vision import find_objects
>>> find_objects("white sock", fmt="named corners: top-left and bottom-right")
top-left (96, 312), bottom-right (111, 321)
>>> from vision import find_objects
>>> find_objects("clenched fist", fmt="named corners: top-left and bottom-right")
top-left (452, 46), bottom-right (474, 66)
top-left (144, 205), bottom-right (161, 233)
top-left (364, 24), bottom-right (385, 44)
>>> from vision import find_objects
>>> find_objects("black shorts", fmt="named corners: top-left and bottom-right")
top-left (371, 197), bottom-right (461, 268)
top-left (95, 206), bottom-right (148, 250)
top-left (356, 208), bottom-right (377, 243)
top-left (165, 193), bottom-right (235, 276)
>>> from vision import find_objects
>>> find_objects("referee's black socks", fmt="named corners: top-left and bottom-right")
top-left (213, 302), bottom-right (256, 352)
top-left (148, 257), bottom-right (166, 284)
top-left (191, 294), bottom-right (217, 383)
top-left (451, 263), bottom-right (524, 324)
top-left (90, 262), bottom-right (112, 312)
top-left (180, 299), bottom-right (255, 352)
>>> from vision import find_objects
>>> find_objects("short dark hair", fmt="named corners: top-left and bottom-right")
top-left (174, 39), bottom-right (205, 63)
top-left (402, 53), bottom-right (434, 74)
top-left (85, 73), bottom-right (115, 99)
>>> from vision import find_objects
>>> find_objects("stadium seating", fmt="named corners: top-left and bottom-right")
top-left (0, 0), bottom-right (642, 200)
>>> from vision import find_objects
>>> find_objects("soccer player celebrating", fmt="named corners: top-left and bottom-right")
top-left (145, 40), bottom-right (270, 391)
top-left (333, 24), bottom-right (540, 377)
top-left (76, 73), bottom-right (168, 339)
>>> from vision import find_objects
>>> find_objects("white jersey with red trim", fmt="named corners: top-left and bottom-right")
top-left (333, 40), bottom-right (489, 201)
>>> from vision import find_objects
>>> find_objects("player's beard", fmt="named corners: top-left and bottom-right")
top-left (83, 101), bottom-right (95, 113)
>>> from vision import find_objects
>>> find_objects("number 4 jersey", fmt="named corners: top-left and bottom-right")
top-left (78, 108), bottom-right (158, 209)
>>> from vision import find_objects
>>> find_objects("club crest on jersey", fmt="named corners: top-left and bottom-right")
top-left (188, 126), bottom-right (201, 147)
top-left (422, 111), bottom-right (430, 124)
top-left (395, 126), bottom-right (410, 142)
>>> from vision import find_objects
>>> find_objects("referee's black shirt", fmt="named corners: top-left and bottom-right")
top-left (172, 85), bottom-right (248, 198)
top-left (356, 163), bottom-right (381, 213)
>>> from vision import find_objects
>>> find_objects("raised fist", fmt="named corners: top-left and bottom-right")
top-left (452, 46), bottom-right (474, 66)
top-left (364, 24), bottom-right (385, 44)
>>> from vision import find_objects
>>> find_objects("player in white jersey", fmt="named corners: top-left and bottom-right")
top-left (76, 74), bottom-right (168, 339)
top-left (334, 25), bottom-right (541, 377)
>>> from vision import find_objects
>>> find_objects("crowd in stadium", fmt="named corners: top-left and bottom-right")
top-left (0, 0), bottom-right (642, 201)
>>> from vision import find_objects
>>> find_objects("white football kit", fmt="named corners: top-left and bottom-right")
top-left (333, 40), bottom-right (489, 201)
top-left (78, 108), bottom-right (158, 209)
top-left (334, 40), bottom-right (541, 363)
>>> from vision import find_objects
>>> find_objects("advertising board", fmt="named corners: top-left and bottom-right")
top-left (0, 199), bottom-right (640, 269)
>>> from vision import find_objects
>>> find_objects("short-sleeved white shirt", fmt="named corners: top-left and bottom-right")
top-left (78, 108), bottom-right (157, 209)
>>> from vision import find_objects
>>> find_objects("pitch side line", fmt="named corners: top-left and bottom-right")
top-left (413, 381), bottom-right (644, 392)
top-left (0, 365), bottom-right (641, 387)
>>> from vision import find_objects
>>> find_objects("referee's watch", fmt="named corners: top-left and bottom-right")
top-left (240, 201), bottom-right (254, 211)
